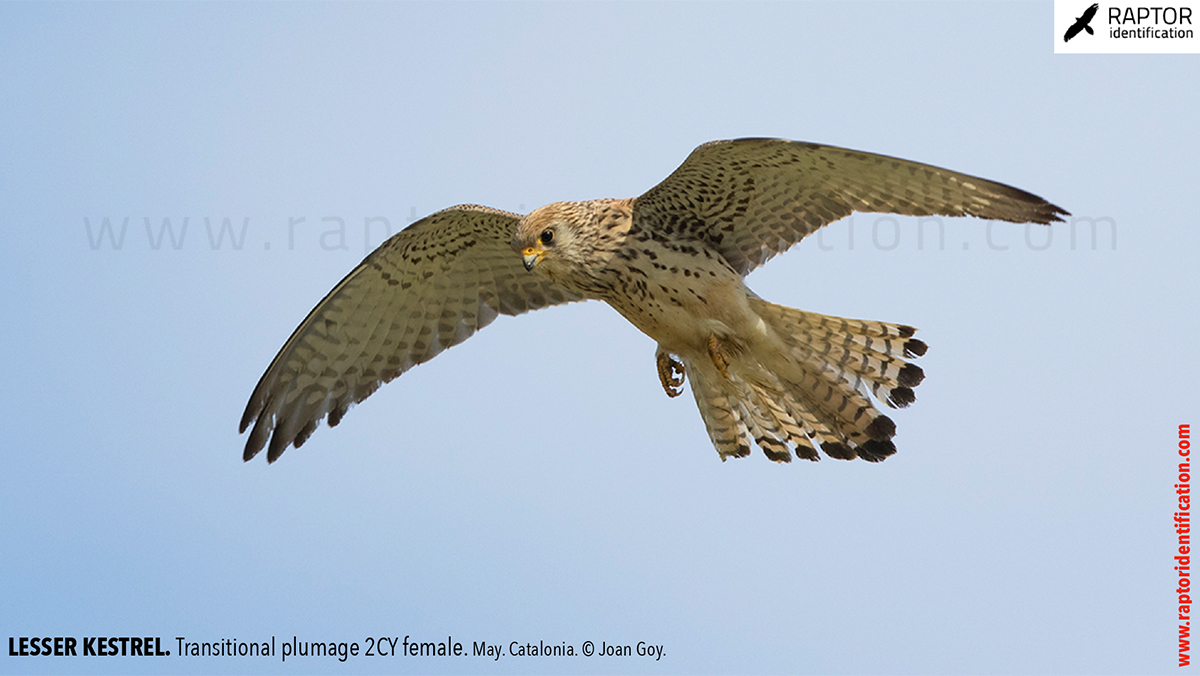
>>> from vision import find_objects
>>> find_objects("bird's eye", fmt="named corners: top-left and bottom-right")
top-left (539, 229), bottom-right (555, 245)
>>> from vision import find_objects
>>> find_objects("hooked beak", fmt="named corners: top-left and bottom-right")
top-left (521, 247), bottom-right (542, 271)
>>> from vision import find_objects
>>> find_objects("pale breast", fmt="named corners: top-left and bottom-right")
top-left (598, 232), bottom-right (758, 355)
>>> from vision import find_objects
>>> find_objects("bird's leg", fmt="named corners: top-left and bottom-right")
top-left (655, 347), bottom-right (685, 398)
top-left (708, 334), bottom-right (732, 380)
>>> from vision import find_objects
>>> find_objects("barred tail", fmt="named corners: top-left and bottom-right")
top-left (687, 299), bottom-right (927, 463)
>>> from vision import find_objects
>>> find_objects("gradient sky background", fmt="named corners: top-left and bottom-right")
top-left (1, 2), bottom-right (1195, 675)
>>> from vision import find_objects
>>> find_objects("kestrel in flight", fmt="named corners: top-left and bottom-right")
top-left (241, 138), bottom-right (1066, 464)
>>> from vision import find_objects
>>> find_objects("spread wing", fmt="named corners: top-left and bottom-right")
top-left (632, 138), bottom-right (1069, 276)
top-left (240, 205), bottom-right (582, 463)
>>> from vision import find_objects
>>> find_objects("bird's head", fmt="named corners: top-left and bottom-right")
top-left (511, 201), bottom-right (599, 284)
top-left (512, 199), bottom-right (634, 292)
top-left (513, 203), bottom-right (565, 272)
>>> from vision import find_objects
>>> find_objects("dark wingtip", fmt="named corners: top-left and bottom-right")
top-left (294, 420), bottom-right (317, 449)
top-left (239, 401), bottom-right (258, 434)
top-left (986, 178), bottom-right (1070, 225)
top-left (243, 415), bottom-right (270, 462)
top-left (1045, 203), bottom-right (1071, 224)
top-left (1026, 195), bottom-right (1069, 224)
top-left (266, 423), bottom-right (291, 464)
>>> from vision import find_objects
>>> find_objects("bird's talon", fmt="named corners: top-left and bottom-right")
top-left (708, 335), bottom-right (732, 380)
top-left (656, 350), bottom-right (685, 398)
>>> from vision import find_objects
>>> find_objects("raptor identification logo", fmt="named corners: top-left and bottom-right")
top-left (1055, 0), bottom-right (1200, 52)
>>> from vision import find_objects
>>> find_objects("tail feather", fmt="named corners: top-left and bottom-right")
top-left (689, 369), bottom-right (753, 459)
top-left (747, 381), bottom-right (817, 460)
top-left (690, 365), bottom-right (817, 462)
top-left (766, 303), bottom-right (926, 404)
top-left (684, 299), bottom-right (927, 463)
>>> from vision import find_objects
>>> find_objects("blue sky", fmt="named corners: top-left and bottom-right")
top-left (1, 2), bottom-right (1194, 674)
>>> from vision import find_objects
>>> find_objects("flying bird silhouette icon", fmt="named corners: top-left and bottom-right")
top-left (1065, 3), bottom-right (1100, 42)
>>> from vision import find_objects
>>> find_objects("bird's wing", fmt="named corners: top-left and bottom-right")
top-left (1065, 22), bottom-right (1083, 41)
top-left (1083, 3), bottom-right (1099, 21)
top-left (632, 138), bottom-right (1068, 276)
top-left (240, 205), bottom-right (582, 463)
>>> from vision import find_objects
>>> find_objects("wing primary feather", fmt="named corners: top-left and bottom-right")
top-left (634, 138), bottom-right (1068, 275)
top-left (239, 205), bottom-right (580, 462)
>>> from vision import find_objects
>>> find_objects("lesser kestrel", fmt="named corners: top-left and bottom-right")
top-left (241, 139), bottom-right (1066, 464)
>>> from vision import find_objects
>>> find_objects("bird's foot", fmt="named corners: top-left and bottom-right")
top-left (656, 349), bottom-right (685, 398)
top-left (708, 334), bottom-right (732, 380)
